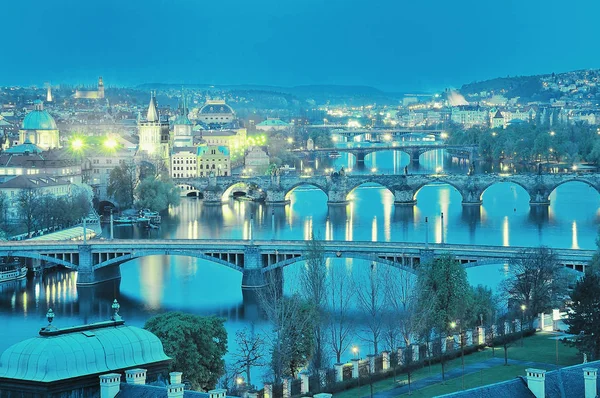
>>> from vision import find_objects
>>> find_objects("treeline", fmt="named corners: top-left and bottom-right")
top-left (446, 122), bottom-right (600, 165)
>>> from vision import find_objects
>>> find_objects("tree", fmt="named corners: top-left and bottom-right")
top-left (327, 261), bottom-right (354, 364)
top-left (494, 314), bottom-right (518, 365)
top-left (231, 327), bottom-right (265, 388)
top-left (17, 188), bottom-right (39, 237)
top-left (134, 177), bottom-right (181, 212)
top-left (416, 254), bottom-right (471, 380)
top-left (564, 272), bottom-right (600, 360)
top-left (107, 161), bottom-right (137, 209)
top-left (299, 237), bottom-right (327, 370)
top-left (144, 312), bottom-right (228, 391)
top-left (0, 192), bottom-right (9, 238)
top-left (356, 262), bottom-right (386, 355)
top-left (501, 247), bottom-right (569, 324)
top-left (259, 271), bottom-right (315, 381)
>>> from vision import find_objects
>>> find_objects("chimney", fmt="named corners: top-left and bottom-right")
top-left (583, 367), bottom-right (597, 398)
top-left (526, 368), bottom-right (546, 398)
top-left (167, 383), bottom-right (185, 398)
top-left (170, 372), bottom-right (183, 385)
top-left (209, 389), bottom-right (228, 398)
top-left (99, 373), bottom-right (121, 398)
top-left (125, 368), bottom-right (147, 385)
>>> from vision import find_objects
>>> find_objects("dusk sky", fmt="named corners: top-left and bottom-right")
top-left (2, 0), bottom-right (599, 92)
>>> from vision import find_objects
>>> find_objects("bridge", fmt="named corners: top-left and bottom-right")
top-left (176, 172), bottom-right (600, 207)
top-left (0, 239), bottom-right (592, 286)
top-left (294, 143), bottom-right (477, 163)
top-left (307, 126), bottom-right (444, 140)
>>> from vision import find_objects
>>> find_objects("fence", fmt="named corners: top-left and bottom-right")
top-left (259, 319), bottom-right (538, 398)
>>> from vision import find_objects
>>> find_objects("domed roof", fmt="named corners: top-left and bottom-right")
top-left (199, 101), bottom-right (234, 115)
top-left (0, 320), bottom-right (170, 382)
top-left (21, 100), bottom-right (58, 131)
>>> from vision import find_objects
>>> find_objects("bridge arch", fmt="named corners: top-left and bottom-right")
top-left (479, 180), bottom-right (533, 203)
top-left (345, 181), bottom-right (395, 201)
top-left (94, 250), bottom-right (244, 273)
top-left (284, 182), bottom-right (328, 200)
top-left (0, 251), bottom-right (78, 269)
top-left (175, 183), bottom-right (203, 198)
top-left (262, 252), bottom-right (417, 275)
top-left (412, 179), bottom-right (466, 202)
top-left (546, 178), bottom-right (600, 199)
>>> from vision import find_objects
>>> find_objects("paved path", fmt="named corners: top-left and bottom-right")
top-left (372, 357), bottom-right (559, 398)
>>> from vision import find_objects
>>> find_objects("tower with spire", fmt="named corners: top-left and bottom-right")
top-left (45, 82), bottom-right (52, 102)
top-left (138, 91), bottom-right (170, 160)
top-left (172, 88), bottom-right (194, 147)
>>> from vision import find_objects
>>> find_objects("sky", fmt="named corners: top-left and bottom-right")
top-left (1, 0), bottom-right (600, 92)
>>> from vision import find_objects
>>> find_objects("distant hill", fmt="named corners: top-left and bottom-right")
top-left (136, 83), bottom-right (405, 105)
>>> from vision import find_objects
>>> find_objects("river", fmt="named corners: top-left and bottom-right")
top-left (0, 148), bottom-right (598, 385)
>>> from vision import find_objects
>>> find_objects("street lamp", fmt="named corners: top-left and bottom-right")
top-left (352, 346), bottom-right (359, 359)
top-left (521, 304), bottom-right (527, 347)
top-left (71, 138), bottom-right (84, 151)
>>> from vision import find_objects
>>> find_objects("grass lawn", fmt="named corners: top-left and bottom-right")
top-left (333, 332), bottom-right (581, 398)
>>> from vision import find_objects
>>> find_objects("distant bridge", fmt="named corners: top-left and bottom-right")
top-left (0, 239), bottom-right (592, 286)
top-left (294, 143), bottom-right (477, 162)
top-left (176, 172), bottom-right (600, 207)
top-left (308, 126), bottom-right (444, 139)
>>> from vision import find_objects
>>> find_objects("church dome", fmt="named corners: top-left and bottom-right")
top-left (0, 321), bottom-right (170, 382)
top-left (21, 100), bottom-right (58, 131)
top-left (199, 101), bottom-right (234, 115)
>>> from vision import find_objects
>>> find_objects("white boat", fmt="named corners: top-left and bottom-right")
top-left (0, 265), bottom-right (28, 282)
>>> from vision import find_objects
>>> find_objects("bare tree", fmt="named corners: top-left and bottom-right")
top-left (501, 247), bottom-right (570, 324)
top-left (232, 327), bottom-right (265, 388)
top-left (356, 263), bottom-right (385, 355)
top-left (17, 188), bottom-right (39, 237)
top-left (259, 271), bottom-right (315, 381)
top-left (327, 262), bottom-right (355, 363)
top-left (299, 237), bottom-right (328, 370)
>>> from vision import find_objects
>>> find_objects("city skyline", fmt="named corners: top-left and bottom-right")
top-left (1, 0), bottom-right (599, 91)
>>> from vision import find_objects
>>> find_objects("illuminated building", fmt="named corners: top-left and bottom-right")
top-left (197, 99), bottom-right (235, 125)
top-left (200, 128), bottom-right (247, 148)
top-left (74, 76), bottom-right (105, 99)
top-left (491, 109), bottom-right (505, 129)
top-left (137, 91), bottom-right (170, 161)
top-left (170, 147), bottom-right (198, 179)
top-left (18, 100), bottom-right (60, 150)
top-left (197, 145), bottom-right (230, 177)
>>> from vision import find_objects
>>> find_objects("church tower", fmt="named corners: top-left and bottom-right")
top-left (173, 89), bottom-right (193, 147)
top-left (45, 83), bottom-right (52, 102)
top-left (138, 91), bottom-right (170, 160)
top-left (98, 77), bottom-right (105, 99)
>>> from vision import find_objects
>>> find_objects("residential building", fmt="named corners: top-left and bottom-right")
top-left (200, 128), bottom-right (247, 149)
top-left (491, 110), bottom-right (505, 129)
top-left (0, 140), bottom-right (82, 182)
top-left (19, 100), bottom-right (60, 149)
top-left (450, 106), bottom-right (489, 127)
top-left (197, 145), bottom-right (230, 177)
top-left (171, 147), bottom-right (198, 179)
top-left (0, 175), bottom-right (73, 218)
top-left (85, 149), bottom-right (136, 200)
top-left (440, 360), bottom-right (600, 398)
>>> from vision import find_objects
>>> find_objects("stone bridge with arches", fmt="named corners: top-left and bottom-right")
top-left (177, 172), bottom-right (600, 207)
top-left (0, 239), bottom-right (592, 287)
top-left (294, 143), bottom-right (477, 163)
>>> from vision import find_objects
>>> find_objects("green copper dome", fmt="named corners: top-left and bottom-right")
top-left (173, 114), bottom-right (192, 126)
top-left (21, 100), bottom-right (58, 131)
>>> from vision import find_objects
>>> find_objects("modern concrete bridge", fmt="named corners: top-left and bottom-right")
top-left (294, 143), bottom-right (476, 162)
top-left (177, 172), bottom-right (600, 207)
top-left (0, 239), bottom-right (592, 286)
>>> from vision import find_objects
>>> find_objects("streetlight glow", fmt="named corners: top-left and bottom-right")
top-left (104, 137), bottom-right (118, 149)
top-left (71, 138), bottom-right (84, 150)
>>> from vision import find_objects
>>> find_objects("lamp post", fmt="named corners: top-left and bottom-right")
top-left (521, 304), bottom-right (526, 347)
top-left (440, 212), bottom-right (444, 244)
top-left (425, 216), bottom-right (429, 249)
top-left (352, 346), bottom-right (359, 359)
